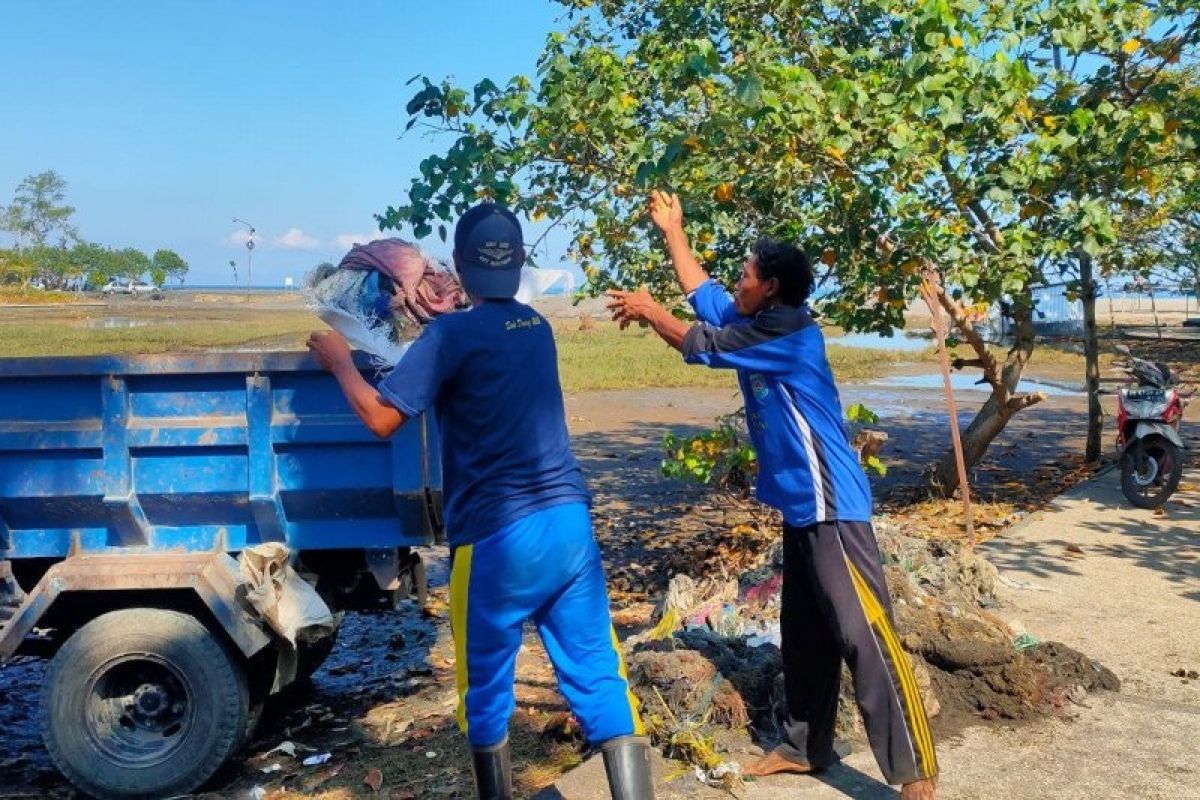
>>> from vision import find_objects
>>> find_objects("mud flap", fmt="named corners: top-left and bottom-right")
top-left (0, 551), bottom-right (274, 663)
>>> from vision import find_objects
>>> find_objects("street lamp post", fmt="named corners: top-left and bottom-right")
top-left (232, 217), bottom-right (256, 289)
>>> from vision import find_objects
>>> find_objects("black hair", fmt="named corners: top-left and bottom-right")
top-left (751, 238), bottom-right (814, 307)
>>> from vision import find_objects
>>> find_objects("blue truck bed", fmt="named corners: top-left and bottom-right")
top-left (0, 351), bottom-right (441, 559)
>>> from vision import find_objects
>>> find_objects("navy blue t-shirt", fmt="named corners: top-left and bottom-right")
top-left (377, 300), bottom-right (590, 546)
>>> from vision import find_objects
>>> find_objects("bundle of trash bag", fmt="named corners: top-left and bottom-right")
top-left (306, 238), bottom-right (576, 367)
top-left (305, 238), bottom-right (464, 364)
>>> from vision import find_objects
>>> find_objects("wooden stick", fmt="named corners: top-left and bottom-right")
top-left (918, 271), bottom-right (976, 548)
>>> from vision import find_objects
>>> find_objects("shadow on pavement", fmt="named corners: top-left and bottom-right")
top-left (811, 761), bottom-right (899, 798)
top-left (983, 469), bottom-right (1200, 601)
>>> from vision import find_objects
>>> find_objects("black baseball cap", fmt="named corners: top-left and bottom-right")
top-left (454, 203), bottom-right (525, 299)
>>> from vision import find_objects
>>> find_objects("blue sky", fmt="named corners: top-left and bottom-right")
top-left (0, 1), bottom-right (568, 286)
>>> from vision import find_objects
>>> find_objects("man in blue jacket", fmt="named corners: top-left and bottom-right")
top-left (607, 191), bottom-right (937, 800)
top-left (308, 203), bottom-right (651, 800)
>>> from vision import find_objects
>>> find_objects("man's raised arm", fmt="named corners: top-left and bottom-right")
top-left (648, 190), bottom-right (708, 295)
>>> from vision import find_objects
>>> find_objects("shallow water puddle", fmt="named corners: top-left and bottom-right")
top-left (81, 317), bottom-right (151, 329)
top-left (828, 331), bottom-right (933, 352)
top-left (873, 373), bottom-right (1082, 396)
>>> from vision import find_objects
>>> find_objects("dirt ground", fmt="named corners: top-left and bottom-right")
top-left (0, 372), bottom-right (1175, 799)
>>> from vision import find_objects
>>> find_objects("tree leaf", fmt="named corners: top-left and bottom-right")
top-left (735, 74), bottom-right (764, 107)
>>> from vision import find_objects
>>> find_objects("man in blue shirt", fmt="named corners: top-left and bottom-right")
top-left (606, 191), bottom-right (937, 800)
top-left (307, 204), bottom-right (651, 800)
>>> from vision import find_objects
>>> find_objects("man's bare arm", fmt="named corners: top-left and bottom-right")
top-left (331, 362), bottom-right (407, 438)
top-left (307, 329), bottom-right (407, 438)
top-left (606, 289), bottom-right (691, 353)
top-left (649, 191), bottom-right (709, 294)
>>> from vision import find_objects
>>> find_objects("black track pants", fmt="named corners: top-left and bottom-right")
top-left (777, 520), bottom-right (938, 785)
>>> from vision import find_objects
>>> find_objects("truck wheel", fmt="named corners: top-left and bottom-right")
top-left (42, 608), bottom-right (249, 800)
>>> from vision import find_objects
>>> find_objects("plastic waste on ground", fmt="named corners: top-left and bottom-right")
top-left (631, 573), bottom-right (782, 648)
top-left (515, 266), bottom-right (575, 304)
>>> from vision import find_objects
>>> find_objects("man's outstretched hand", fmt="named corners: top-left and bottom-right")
top-left (605, 288), bottom-right (661, 329)
top-left (306, 329), bottom-right (353, 372)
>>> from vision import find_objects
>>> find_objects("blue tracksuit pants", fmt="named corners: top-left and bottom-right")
top-left (448, 502), bottom-right (644, 748)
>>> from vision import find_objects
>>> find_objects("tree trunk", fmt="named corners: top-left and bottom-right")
top-left (1149, 286), bottom-right (1162, 338)
top-left (1105, 277), bottom-right (1116, 331)
top-left (1193, 265), bottom-right (1200, 316)
top-left (930, 299), bottom-right (1041, 495)
top-left (1080, 253), bottom-right (1103, 464)
top-left (930, 393), bottom-right (1013, 491)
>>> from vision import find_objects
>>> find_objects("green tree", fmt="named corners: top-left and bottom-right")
top-left (150, 248), bottom-right (189, 286)
top-left (24, 244), bottom-right (75, 289)
top-left (112, 247), bottom-right (152, 282)
top-left (391, 0), bottom-right (1199, 493)
top-left (1, 170), bottom-right (78, 248)
top-left (0, 249), bottom-right (36, 286)
top-left (69, 242), bottom-right (116, 288)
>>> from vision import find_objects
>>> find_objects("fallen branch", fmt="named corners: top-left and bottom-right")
top-left (920, 269), bottom-right (977, 547)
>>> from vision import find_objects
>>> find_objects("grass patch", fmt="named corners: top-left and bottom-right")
top-left (0, 288), bottom-right (81, 305)
top-left (0, 309), bottom-right (911, 389)
top-left (825, 342), bottom-right (914, 380)
top-left (942, 341), bottom-right (1113, 378)
top-left (555, 321), bottom-right (736, 392)
top-left (554, 320), bottom-right (909, 391)
top-left (0, 309), bottom-right (320, 357)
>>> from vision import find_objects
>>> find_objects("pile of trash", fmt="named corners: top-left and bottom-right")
top-left (621, 573), bottom-right (782, 790)
top-left (306, 237), bottom-right (579, 368)
top-left (622, 520), bottom-right (1119, 786)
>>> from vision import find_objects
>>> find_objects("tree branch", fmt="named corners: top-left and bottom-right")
top-left (1005, 391), bottom-right (1046, 412)
top-left (951, 357), bottom-right (986, 370)
top-left (930, 278), bottom-right (1005, 396)
top-left (1124, 16), bottom-right (1200, 109)
top-left (939, 155), bottom-right (1003, 255)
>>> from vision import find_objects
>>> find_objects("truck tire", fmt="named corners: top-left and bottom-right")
top-left (41, 608), bottom-right (249, 800)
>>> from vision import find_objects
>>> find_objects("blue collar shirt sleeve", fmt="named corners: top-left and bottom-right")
top-left (680, 305), bottom-right (818, 375)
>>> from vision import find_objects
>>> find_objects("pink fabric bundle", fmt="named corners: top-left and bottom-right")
top-left (337, 238), bottom-right (465, 325)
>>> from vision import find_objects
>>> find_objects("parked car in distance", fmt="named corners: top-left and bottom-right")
top-left (101, 280), bottom-right (163, 298)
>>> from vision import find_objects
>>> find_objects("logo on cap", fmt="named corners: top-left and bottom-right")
top-left (478, 241), bottom-right (516, 266)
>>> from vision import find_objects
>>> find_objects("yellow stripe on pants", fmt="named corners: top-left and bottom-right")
top-left (846, 559), bottom-right (938, 777)
top-left (609, 626), bottom-right (646, 736)
top-left (450, 544), bottom-right (474, 734)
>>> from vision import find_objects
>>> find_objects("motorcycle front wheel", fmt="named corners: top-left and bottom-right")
top-left (1120, 435), bottom-right (1183, 509)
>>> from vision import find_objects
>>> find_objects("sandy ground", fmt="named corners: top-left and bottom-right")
top-left (565, 375), bottom-right (1105, 503)
top-left (0, 376), bottom-right (1181, 796)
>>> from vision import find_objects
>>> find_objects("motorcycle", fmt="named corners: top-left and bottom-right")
top-left (1114, 345), bottom-right (1190, 509)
